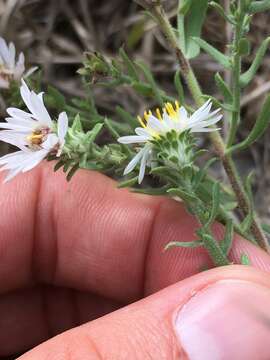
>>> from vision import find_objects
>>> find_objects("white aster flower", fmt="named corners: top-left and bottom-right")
top-left (0, 37), bottom-right (36, 89)
top-left (0, 80), bottom-right (69, 182)
top-left (118, 100), bottom-right (222, 184)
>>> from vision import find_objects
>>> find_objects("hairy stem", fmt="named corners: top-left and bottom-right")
top-left (140, 0), bottom-right (269, 252)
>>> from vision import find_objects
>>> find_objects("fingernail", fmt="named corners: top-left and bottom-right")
top-left (175, 279), bottom-right (270, 360)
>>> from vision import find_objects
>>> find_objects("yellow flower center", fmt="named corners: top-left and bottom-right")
top-left (27, 131), bottom-right (44, 146)
top-left (137, 101), bottom-right (180, 128)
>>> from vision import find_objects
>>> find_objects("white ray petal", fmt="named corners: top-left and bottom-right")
top-left (0, 38), bottom-right (10, 64)
top-left (42, 134), bottom-right (59, 150)
top-left (0, 122), bottom-right (32, 131)
top-left (21, 149), bottom-right (49, 172)
top-left (178, 106), bottom-right (188, 121)
top-left (123, 147), bottom-right (146, 175)
top-left (191, 127), bottom-right (220, 133)
top-left (29, 91), bottom-right (52, 126)
top-left (135, 127), bottom-right (152, 137)
top-left (0, 131), bottom-right (28, 148)
top-left (147, 115), bottom-right (165, 133)
top-left (118, 135), bottom-right (148, 144)
top-left (57, 112), bottom-right (69, 144)
top-left (138, 146), bottom-right (151, 184)
top-left (7, 107), bottom-right (33, 120)
top-left (8, 42), bottom-right (16, 68)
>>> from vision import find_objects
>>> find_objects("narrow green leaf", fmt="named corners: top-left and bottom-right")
top-left (192, 37), bottom-right (231, 69)
top-left (240, 37), bottom-right (270, 87)
top-left (205, 182), bottom-right (220, 227)
top-left (200, 233), bottom-right (230, 266)
top-left (87, 123), bottom-right (104, 143)
top-left (67, 163), bottom-right (80, 181)
top-left (209, 2), bottom-right (236, 24)
top-left (178, 0), bottom-right (193, 15)
top-left (182, 0), bottom-right (209, 59)
top-left (54, 160), bottom-right (65, 172)
top-left (193, 158), bottom-right (217, 190)
top-left (165, 240), bottom-right (203, 251)
top-left (133, 185), bottom-right (170, 195)
top-left (167, 188), bottom-right (197, 202)
top-left (118, 176), bottom-right (139, 188)
top-left (135, 61), bottom-right (164, 106)
top-left (249, 0), bottom-right (270, 13)
top-left (240, 253), bottom-right (251, 265)
top-left (220, 220), bottom-right (234, 255)
top-left (240, 172), bottom-right (255, 232)
top-left (238, 38), bottom-right (251, 56)
top-left (116, 106), bottom-right (138, 128)
top-left (131, 81), bottom-right (153, 96)
top-left (226, 94), bottom-right (270, 154)
top-left (46, 86), bottom-right (66, 110)
top-left (119, 48), bottom-right (140, 81)
top-left (262, 222), bottom-right (270, 235)
top-left (214, 73), bottom-right (233, 103)
top-left (71, 114), bottom-right (83, 132)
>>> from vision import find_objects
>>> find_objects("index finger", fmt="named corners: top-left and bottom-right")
top-left (0, 163), bottom-right (270, 302)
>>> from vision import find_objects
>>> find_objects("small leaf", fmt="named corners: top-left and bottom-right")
top-left (54, 160), bottom-right (65, 172)
top-left (240, 253), bottom-right (251, 265)
top-left (249, 0), bottom-right (270, 13)
top-left (205, 182), bottom-right (220, 228)
top-left (119, 48), bottom-right (140, 81)
top-left (179, 0), bottom-right (209, 59)
top-left (192, 37), bottom-right (231, 69)
top-left (133, 185), bottom-right (170, 196)
top-left (239, 38), bottom-right (251, 56)
top-left (87, 123), bottom-right (104, 143)
top-left (72, 114), bottom-right (83, 132)
top-left (214, 73), bottom-right (233, 103)
top-left (220, 220), bottom-right (234, 255)
top-left (178, 0), bottom-right (193, 15)
top-left (116, 106), bottom-right (138, 128)
top-left (135, 61), bottom-right (164, 106)
top-left (209, 2), bottom-right (236, 25)
top-left (226, 94), bottom-right (270, 154)
top-left (240, 37), bottom-right (270, 87)
top-left (165, 240), bottom-right (203, 251)
top-left (240, 172), bottom-right (255, 232)
top-left (262, 222), bottom-right (270, 235)
top-left (167, 188), bottom-right (197, 202)
top-left (193, 158), bottom-right (217, 190)
top-left (118, 176), bottom-right (139, 188)
top-left (132, 81), bottom-right (153, 96)
top-left (46, 86), bottom-right (66, 110)
top-left (67, 163), bottom-right (80, 181)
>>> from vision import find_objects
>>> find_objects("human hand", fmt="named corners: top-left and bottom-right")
top-left (1, 164), bottom-right (270, 359)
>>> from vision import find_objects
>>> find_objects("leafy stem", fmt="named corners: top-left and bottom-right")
top-left (135, 0), bottom-right (270, 252)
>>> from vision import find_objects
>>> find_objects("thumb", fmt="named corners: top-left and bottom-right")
top-left (20, 265), bottom-right (270, 360)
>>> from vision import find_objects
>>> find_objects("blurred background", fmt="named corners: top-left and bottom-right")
top-left (0, 0), bottom-right (269, 357)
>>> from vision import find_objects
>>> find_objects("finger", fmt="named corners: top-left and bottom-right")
top-left (19, 265), bottom-right (270, 360)
top-left (0, 286), bottom-right (121, 356)
top-left (1, 163), bottom-right (270, 302)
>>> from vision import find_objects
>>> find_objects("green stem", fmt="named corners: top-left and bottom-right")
top-left (184, 178), bottom-right (230, 267)
top-left (227, 13), bottom-right (243, 147)
top-left (140, 0), bottom-right (270, 253)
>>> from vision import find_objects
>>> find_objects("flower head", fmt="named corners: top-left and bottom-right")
top-left (0, 80), bottom-right (68, 182)
top-left (118, 100), bottom-right (222, 183)
top-left (0, 38), bottom-right (26, 89)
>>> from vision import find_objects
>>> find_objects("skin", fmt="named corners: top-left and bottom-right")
top-left (1, 163), bottom-right (270, 359)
